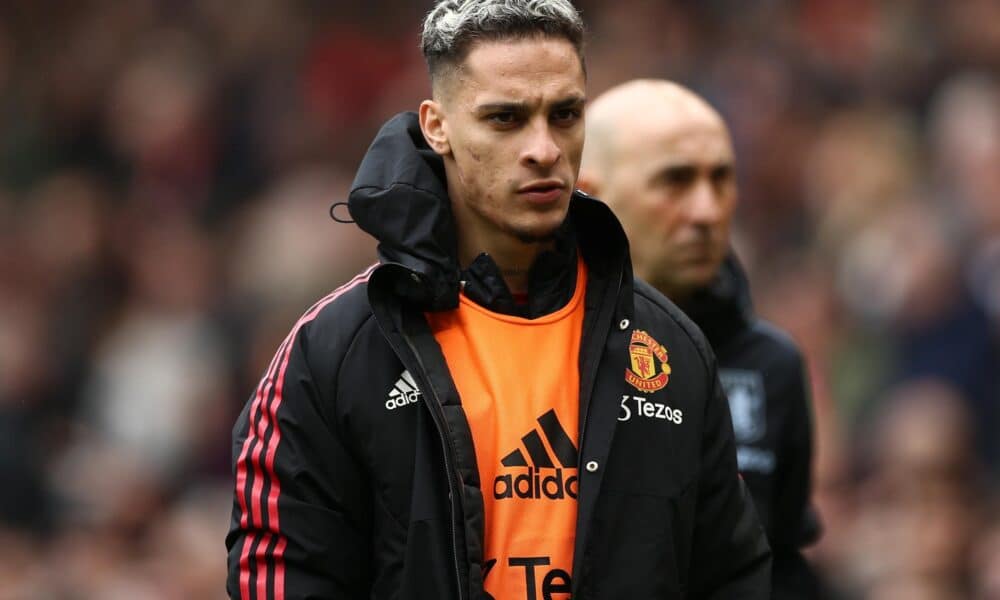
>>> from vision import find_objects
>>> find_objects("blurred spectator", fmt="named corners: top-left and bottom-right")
top-left (834, 379), bottom-right (985, 599)
top-left (926, 71), bottom-right (1000, 466)
top-left (106, 31), bottom-right (218, 216)
top-left (972, 500), bottom-right (1000, 599)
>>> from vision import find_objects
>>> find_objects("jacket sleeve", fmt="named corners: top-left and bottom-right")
top-left (689, 362), bottom-right (772, 598)
top-left (772, 353), bottom-right (822, 599)
top-left (226, 319), bottom-right (372, 599)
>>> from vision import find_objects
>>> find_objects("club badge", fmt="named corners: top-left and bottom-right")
top-left (625, 330), bottom-right (671, 392)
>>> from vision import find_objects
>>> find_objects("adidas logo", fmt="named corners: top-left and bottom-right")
top-left (385, 370), bottom-right (421, 410)
top-left (493, 409), bottom-right (579, 501)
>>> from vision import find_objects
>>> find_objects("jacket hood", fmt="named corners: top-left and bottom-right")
top-left (348, 112), bottom-right (462, 309)
top-left (682, 253), bottom-right (755, 345)
top-left (348, 111), bottom-right (632, 312)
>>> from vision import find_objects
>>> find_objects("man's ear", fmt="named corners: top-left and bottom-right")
top-left (576, 168), bottom-right (601, 197)
top-left (419, 100), bottom-right (451, 156)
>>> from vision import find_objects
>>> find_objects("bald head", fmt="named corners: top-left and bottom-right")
top-left (582, 79), bottom-right (728, 180)
top-left (579, 79), bottom-right (737, 301)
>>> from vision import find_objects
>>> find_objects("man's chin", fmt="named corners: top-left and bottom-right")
top-left (507, 216), bottom-right (566, 244)
top-left (513, 229), bottom-right (559, 244)
top-left (685, 265), bottom-right (723, 291)
top-left (660, 264), bottom-right (719, 296)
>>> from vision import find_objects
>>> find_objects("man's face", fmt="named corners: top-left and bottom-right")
top-left (426, 37), bottom-right (586, 249)
top-left (603, 112), bottom-right (736, 296)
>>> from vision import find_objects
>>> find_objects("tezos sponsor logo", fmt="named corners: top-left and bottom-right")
top-left (617, 395), bottom-right (683, 425)
top-left (483, 556), bottom-right (572, 600)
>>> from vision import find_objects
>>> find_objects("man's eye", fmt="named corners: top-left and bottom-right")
top-left (711, 166), bottom-right (734, 185)
top-left (487, 112), bottom-right (517, 125)
top-left (662, 167), bottom-right (696, 187)
top-left (552, 108), bottom-right (581, 124)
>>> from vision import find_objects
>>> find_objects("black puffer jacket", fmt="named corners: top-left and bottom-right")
top-left (226, 112), bottom-right (771, 599)
top-left (683, 256), bottom-right (821, 599)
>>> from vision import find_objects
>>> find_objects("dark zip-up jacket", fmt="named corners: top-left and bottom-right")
top-left (682, 257), bottom-right (821, 599)
top-left (226, 112), bottom-right (771, 599)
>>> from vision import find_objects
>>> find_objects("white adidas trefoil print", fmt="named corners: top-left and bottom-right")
top-left (385, 370), bottom-right (422, 410)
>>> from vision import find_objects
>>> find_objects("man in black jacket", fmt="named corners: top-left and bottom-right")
top-left (226, 3), bottom-right (770, 599)
top-left (579, 79), bottom-right (821, 598)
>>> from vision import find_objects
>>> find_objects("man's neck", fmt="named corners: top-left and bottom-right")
top-left (457, 232), bottom-right (555, 295)
top-left (644, 273), bottom-right (695, 308)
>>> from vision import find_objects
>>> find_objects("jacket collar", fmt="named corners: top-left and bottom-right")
top-left (348, 111), bottom-right (461, 310)
top-left (679, 253), bottom-right (754, 346)
top-left (460, 223), bottom-right (578, 318)
top-left (348, 111), bottom-right (632, 316)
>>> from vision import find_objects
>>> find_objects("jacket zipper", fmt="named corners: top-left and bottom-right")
top-left (401, 332), bottom-right (465, 600)
top-left (576, 266), bottom-right (624, 459)
top-left (571, 265), bottom-right (624, 600)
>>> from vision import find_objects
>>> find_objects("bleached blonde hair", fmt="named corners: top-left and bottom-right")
top-left (421, 0), bottom-right (585, 86)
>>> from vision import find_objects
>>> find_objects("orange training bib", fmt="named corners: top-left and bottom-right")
top-left (427, 257), bottom-right (586, 600)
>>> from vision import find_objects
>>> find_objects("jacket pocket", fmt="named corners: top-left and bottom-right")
top-left (583, 479), bottom-right (697, 599)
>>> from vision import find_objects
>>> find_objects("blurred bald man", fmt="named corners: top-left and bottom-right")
top-left (579, 80), bottom-right (822, 599)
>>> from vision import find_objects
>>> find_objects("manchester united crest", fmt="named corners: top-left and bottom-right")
top-left (625, 330), bottom-right (671, 392)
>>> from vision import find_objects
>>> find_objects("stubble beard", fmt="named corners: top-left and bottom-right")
top-left (460, 183), bottom-right (567, 247)
top-left (488, 200), bottom-right (566, 245)
top-left (511, 227), bottom-right (559, 245)
top-left (507, 198), bottom-right (570, 245)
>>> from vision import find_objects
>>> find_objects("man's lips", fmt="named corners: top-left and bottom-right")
top-left (675, 240), bottom-right (721, 263)
top-left (517, 180), bottom-right (565, 204)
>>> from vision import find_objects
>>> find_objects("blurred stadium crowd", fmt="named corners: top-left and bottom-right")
top-left (0, 1), bottom-right (997, 598)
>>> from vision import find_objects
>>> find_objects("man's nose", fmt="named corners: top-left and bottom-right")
top-left (521, 122), bottom-right (561, 169)
top-left (687, 179), bottom-right (723, 224)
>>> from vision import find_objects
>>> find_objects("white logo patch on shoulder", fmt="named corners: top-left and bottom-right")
top-left (386, 370), bottom-right (422, 410)
top-left (720, 369), bottom-right (766, 444)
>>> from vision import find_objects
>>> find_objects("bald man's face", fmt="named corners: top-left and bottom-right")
top-left (599, 107), bottom-right (736, 298)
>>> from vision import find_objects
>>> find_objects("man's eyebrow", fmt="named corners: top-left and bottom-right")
top-left (653, 161), bottom-right (696, 174)
top-left (475, 101), bottom-right (528, 114)
top-left (474, 95), bottom-right (586, 114)
top-left (551, 95), bottom-right (586, 109)
top-left (654, 157), bottom-right (733, 171)
top-left (660, 164), bottom-right (697, 175)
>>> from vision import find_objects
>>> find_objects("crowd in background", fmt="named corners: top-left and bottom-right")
top-left (0, 1), bottom-right (997, 598)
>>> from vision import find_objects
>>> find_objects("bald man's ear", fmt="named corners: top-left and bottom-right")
top-left (419, 100), bottom-right (451, 156)
top-left (576, 168), bottom-right (601, 198)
